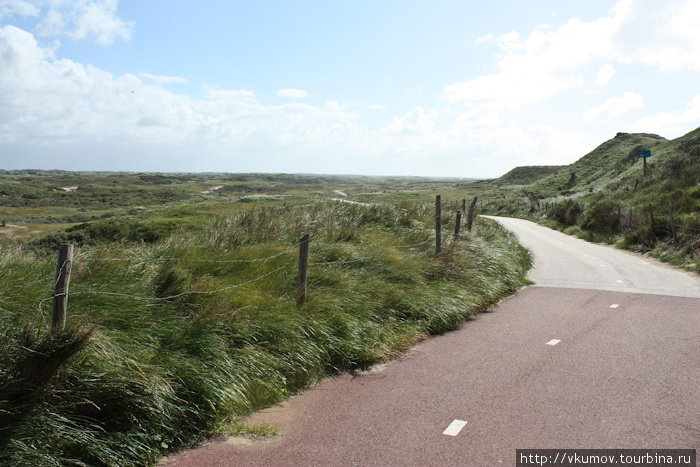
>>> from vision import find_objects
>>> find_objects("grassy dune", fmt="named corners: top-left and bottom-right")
top-left (0, 200), bottom-right (530, 466)
top-left (481, 127), bottom-right (700, 272)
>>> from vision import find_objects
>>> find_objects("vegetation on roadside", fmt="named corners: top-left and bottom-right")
top-left (0, 199), bottom-right (530, 466)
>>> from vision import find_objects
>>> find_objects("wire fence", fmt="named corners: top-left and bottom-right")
top-left (33, 225), bottom-right (441, 332)
top-left (474, 196), bottom-right (700, 237)
top-left (32, 192), bottom-right (697, 333)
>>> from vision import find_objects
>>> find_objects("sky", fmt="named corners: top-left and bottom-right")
top-left (1, 0), bottom-right (699, 178)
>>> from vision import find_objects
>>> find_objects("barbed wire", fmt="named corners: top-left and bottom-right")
top-left (395, 238), bottom-right (433, 249)
top-left (36, 265), bottom-right (288, 321)
top-left (55, 259), bottom-right (70, 288)
top-left (74, 249), bottom-right (294, 264)
top-left (309, 258), bottom-right (367, 266)
top-left (21, 194), bottom-right (699, 332)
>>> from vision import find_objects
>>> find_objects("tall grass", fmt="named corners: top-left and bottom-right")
top-left (0, 201), bottom-right (530, 466)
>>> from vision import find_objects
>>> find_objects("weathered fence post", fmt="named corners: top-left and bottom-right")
top-left (454, 210), bottom-right (461, 238)
top-left (52, 244), bottom-right (73, 333)
top-left (668, 203), bottom-right (677, 243)
top-left (296, 234), bottom-right (309, 306)
top-left (435, 195), bottom-right (441, 256)
top-left (467, 196), bottom-right (478, 232)
top-left (461, 199), bottom-right (466, 212)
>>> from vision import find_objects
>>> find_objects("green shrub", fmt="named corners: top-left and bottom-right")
top-left (28, 218), bottom-right (180, 254)
top-left (580, 200), bottom-right (620, 233)
top-left (622, 226), bottom-right (657, 249)
top-left (547, 201), bottom-right (581, 226)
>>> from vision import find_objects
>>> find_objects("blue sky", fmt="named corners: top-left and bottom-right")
top-left (1, 0), bottom-right (699, 177)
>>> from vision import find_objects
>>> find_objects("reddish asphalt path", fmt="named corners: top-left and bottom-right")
top-left (165, 219), bottom-right (699, 466)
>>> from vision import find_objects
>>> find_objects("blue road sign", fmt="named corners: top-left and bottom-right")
top-left (637, 150), bottom-right (651, 158)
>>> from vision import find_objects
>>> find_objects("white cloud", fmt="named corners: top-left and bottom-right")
top-left (0, 0), bottom-right (40, 19)
top-left (277, 88), bottom-right (308, 98)
top-left (139, 73), bottom-right (188, 85)
top-left (368, 104), bottom-right (386, 110)
top-left (4, 0), bottom-right (134, 45)
top-left (632, 94), bottom-right (700, 137)
top-left (595, 64), bottom-right (616, 86)
top-left (0, 26), bottom-right (368, 172)
top-left (444, 0), bottom-right (700, 112)
top-left (443, 68), bottom-right (582, 112)
top-left (611, 0), bottom-right (700, 72)
top-left (382, 107), bottom-right (438, 136)
top-left (67, 0), bottom-right (133, 45)
top-left (443, 18), bottom-right (601, 111)
top-left (582, 92), bottom-right (644, 122)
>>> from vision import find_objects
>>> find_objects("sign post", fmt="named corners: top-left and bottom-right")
top-left (637, 150), bottom-right (651, 176)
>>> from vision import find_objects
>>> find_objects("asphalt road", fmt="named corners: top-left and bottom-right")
top-left (484, 216), bottom-right (700, 298)
top-left (165, 218), bottom-right (699, 466)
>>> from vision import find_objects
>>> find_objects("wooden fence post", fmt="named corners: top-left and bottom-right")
top-left (52, 244), bottom-right (73, 333)
top-left (461, 199), bottom-right (466, 212)
top-left (454, 210), bottom-right (461, 238)
top-left (668, 203), bottom-right (677, 243)
top-left (296, 234), bottom-right (309, 306)
top-left (467, 196), bottom-right (478, 232)
top-left (435, 195), bottom-right (441, 256)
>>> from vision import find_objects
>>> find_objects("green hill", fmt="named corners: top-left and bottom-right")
top-left (530, 132), bottom-right (667, 197)
top-left (523, 127), bottom-right (700, 271)
top-left (495, 165), bottom-right (565, 186)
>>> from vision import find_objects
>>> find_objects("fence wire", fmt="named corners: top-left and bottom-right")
top-left (75, 249), bottom-right (294, 264)
top-left (36, 265), bottom-right (289, 325)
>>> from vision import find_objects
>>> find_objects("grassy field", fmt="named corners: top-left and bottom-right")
top-left (0, 177), bottom-right (530, 466)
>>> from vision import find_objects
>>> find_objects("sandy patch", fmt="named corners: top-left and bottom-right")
top-left (331, 198), bottom-right (371, 206)
top-left (60, 186), bottom-right (79, 192)
top-left (0, 224), bottom-right (41, 239)
top-left (201, 186), bottom-right (224, 194)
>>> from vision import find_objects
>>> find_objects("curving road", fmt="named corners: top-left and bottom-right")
top-left (165, 217), bottom-right (700, 466)
top-left (483, 216), bottom-right (700, 298)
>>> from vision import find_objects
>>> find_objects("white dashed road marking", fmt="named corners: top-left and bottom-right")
top-left (546, 339), bottom-right (561, 346)
top-left (443, 419), bottom-right (468, 436)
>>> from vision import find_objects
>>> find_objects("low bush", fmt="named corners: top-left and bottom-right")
top-left (580, 200), bottom-right (620, 233)
top-left (547, 201), bottom-right (581, 226)
top-left (622, 226), bottom-right (657, 249)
